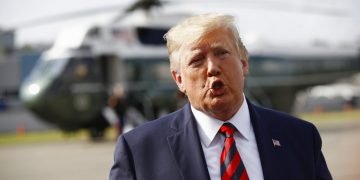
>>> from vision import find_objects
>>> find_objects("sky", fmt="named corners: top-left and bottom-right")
top-left (0, 0), bottom-right (359, 47)
top-left (0, 0), bottom-right (135, 46)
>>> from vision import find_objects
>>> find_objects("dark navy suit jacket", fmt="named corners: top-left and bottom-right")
top-left (110, 100), bottom-right (332, 180)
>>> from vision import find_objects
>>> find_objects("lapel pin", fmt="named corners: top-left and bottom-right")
top-left (272, 139), bottom-right (281, 147)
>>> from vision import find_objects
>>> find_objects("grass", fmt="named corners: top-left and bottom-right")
top-left (296, 109), bottom-right (360, 125)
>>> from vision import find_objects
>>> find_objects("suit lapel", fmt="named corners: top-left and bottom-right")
top-left (167, 104), bottom-right (211, 180)
top-left (247, 100), bottom-right (286, 179)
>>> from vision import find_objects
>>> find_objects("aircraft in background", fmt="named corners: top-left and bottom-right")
top-left (18, 0), bottom-right (360, 139)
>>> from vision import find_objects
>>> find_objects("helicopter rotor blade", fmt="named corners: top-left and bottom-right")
top-left (10, 0), bottom-right (166, 30)
top-left (111, 0), bottom-right (166, 23)
top-left (11, 0), bottom-right (168, 30)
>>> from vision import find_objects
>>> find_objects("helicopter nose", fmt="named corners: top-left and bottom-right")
top-left (20, 80), bottom-right (45, 107)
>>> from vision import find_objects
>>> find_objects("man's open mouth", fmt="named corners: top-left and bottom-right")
top-left (210, 80), bottom-right (225, 96)
top-left (211, 80), bottom-right (224, 90)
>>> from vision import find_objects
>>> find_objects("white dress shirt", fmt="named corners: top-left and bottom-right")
top-left (191, 97), bottom-right (264, 180)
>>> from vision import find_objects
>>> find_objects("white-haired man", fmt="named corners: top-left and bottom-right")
top-left (110, 13), bottom-right (332, 180)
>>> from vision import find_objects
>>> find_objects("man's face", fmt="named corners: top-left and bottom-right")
top-left (171, 28), bottom-right (249, 120)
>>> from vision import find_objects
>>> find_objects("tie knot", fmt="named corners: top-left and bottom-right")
top-left (219, 123), bottom-right (236, 138)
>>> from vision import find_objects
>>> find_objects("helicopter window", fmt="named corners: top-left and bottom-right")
top-left (71, 58), bottom-right (100, 80)
top-left (123, 59), bottom-right (171, 82)
top-left (74, 63), bottom-right (89, 80)
top-left (63, 57), bottom-right (100, 81)
top-left (28, 58), bottom-right (68, 80)
top-left (136, 27), bottom-right (168, 45)
top-left (51, 59), bottom-right (68, 76)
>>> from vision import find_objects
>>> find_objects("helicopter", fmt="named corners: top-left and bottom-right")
top-left (19, 0), bottom-right (360, 139)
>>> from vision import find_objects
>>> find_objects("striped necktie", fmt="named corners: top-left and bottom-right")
top-left (219, 123), bottom-right (249, 180)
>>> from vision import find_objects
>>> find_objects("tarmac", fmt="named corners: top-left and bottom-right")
top-left (320, 125), bottom-right (360, 179)
top-left (0, 140), bottom-right (114, 180)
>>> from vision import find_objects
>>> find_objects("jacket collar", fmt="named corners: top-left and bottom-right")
top-left (167, 103), bottom-right (211, 180)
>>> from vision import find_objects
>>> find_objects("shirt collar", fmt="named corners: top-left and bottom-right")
top-left (191, 96), bottom-right (251, 147)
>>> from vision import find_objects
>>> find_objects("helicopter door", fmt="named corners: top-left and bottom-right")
top-left (97, 55), bottom-right (125, 95)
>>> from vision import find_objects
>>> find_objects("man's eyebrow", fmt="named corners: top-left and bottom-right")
top-left (210, 42), bottom-right (226, 49)
top-left (187, 47), bottom-right (201, 55)
top-left (184, 49), bottom-right (202, 62)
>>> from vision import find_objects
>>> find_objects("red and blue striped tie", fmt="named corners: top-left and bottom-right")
top-left (219, 123), bottom-right (249, 180)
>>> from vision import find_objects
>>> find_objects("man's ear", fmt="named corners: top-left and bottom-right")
top-left (171, 70), bottom-right (186, 93)
top-left (241, 59), bottom-right (249, 76)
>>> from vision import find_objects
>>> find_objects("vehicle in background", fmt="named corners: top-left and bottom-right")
top-left (294, 73), bottom-right (360, 112)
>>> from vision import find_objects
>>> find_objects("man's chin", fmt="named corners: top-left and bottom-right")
top-left (208, 102), bottom-right (235, 120)
top-left (209, 97), bottom-right (230, 110)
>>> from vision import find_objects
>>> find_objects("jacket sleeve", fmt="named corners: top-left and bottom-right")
top-left (109, 136), bottom-right (136, 180)
top-left (312, 125), bottom-right (333, 180)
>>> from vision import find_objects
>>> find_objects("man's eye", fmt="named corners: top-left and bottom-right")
top-left (189, 55), bottom-right (204, 67)
top-left (215, 50), bottom-right (230, 58)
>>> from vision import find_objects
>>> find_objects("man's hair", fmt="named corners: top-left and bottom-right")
top-left (164, 13), bottom-right (248, 72)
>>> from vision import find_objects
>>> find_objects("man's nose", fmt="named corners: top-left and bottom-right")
top-left (206, 55), bottom-right (220, 76)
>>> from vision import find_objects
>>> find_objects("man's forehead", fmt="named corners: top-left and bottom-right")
top-left (195, 28), bottom-right (231, 46)
top-left (190, 41), bottom-right (227, 52)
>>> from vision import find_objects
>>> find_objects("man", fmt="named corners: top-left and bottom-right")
top-left (110, 13), bottom-right (332, 180)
